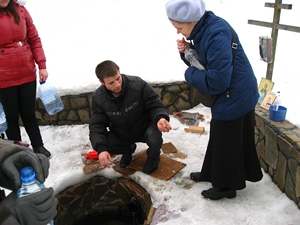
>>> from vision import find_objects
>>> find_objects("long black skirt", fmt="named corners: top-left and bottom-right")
top-left (199, 110), bottom-right (263, 190)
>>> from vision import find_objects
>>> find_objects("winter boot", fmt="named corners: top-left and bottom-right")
top-left (143, 156), bottom-right (160, 174)
top-left (33, 146), bottom-right (51, 158)
top-left (190, 172), bottom-right (201, 182)
top-left (120, 144), bottom-right (136, 168)
top-left (201, 187), bottom-right (236, 200)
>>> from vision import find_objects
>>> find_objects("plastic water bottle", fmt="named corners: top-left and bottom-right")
top-left (273, 91), bottom-right (281, 111)
top-left (17, 167), bottom-right (54, 225)
top-left (0, 102), bottom-right (7, 134)
top-left (184, 48), bottom-right (206, 70)
top-left (38, 81), bottom-right (64, 115)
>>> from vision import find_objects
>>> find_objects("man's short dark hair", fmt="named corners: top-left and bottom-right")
top-left (95, 60), bottom-right (120, 82)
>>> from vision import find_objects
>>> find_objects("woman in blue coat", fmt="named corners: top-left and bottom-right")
top-left (165, 0), bottom-right (263, 200)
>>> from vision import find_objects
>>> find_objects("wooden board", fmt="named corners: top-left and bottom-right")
top-left (127, 150), bottom-right (186, 181)
top-left (184, 126), bottom-right (205, 134)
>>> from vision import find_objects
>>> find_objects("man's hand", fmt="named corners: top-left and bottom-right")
top-left (1, 188), bottom-right (58, 225)
top-left (98, 151), bottom-right (113, 168)
top-left (157, 118), bottom-right (172, 132)
top-left (0, 150), bottom-right (49, 191)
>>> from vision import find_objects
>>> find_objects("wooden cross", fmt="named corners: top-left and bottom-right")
top-left (248, 0), bottom-right (300, 81)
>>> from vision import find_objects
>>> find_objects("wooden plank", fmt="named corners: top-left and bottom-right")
top-left (248, 20), bottom-right (273, 28)
top-left (248, 20), bottom-right (300, 33)
top-left (274, 23), bottom-right (300, 33)
top-left (265, 3), bottom-right (292, 9)
top-left (184, 126), bottom-right (205, 134)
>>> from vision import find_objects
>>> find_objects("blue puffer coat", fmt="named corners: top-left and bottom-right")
top-left (182, 11), bottom-right (258, 121)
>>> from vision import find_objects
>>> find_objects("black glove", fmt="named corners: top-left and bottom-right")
top-left (0, 188), bottom-right (58, 225)
top-left (0, 150), bottom-right (49, 190)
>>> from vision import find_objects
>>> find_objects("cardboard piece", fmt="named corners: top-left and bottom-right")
top-left (128, 150), bottom-right (186, 181)
top-left (162, 142), bottom-right (178, 153)
top-left (113, 161), bottom-right (136, 176)
top-left (82, 152), bottom-right (117, 175)
top-left (83, 161), bottom-right (105, 175)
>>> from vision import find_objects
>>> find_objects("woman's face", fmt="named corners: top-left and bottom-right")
top-left (170, 20), bottom-right (197, 38)
top-left (0, 0), bottom-right (10, 9)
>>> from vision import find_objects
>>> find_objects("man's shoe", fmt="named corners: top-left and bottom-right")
top-left (201, 187), bottom-right (236, 200)
top-left (120, 153), bottom-right (132, 168)
top-left (33, 146), bottom-right (51, 158)
top-left (190, 172), bottom-right (201, 182)
top-left (143, 157), bottom-right (160, 174)
top-left (120, 144), bottom-right (136, 168)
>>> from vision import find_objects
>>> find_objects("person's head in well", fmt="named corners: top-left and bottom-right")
top-left (95, 60), bottom-right (123, 96)
top-left (165, 0), bottom-right (206, 38)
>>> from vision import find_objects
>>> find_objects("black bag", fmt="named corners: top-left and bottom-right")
top-left (196, 90), bottom-right (217, 107)
top-left (195, 23), bottom-right (237, 108)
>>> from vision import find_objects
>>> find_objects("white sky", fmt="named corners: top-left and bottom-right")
top-left (26, 0), bottom-right (300, 127)
top-left (15, 0), bottom-right (300, 224)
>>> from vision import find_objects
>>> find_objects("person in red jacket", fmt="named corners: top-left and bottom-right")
top-left (0, 0), bottom-right (51, 157)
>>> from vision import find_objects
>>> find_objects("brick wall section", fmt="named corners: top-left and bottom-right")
top-left (30, 82), bottom-right (300, 209)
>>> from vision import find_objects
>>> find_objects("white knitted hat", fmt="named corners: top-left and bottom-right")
top-left (165, 0), bottom-right (206, 22)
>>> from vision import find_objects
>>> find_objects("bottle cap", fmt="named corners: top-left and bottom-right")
top-left (40, 81), bottom-right (46, 85)
top-left (20, 167), bottom-right (36, 183)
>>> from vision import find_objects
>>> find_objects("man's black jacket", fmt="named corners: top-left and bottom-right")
top-left (89, 74), bottom-right (170, 154)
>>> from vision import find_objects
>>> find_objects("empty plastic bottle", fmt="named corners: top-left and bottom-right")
top-left (273, 91), bottom-right (281, 111)
top-left (17, 167), bottom-right (54, 225)
top-left (38, 81), bottom-right (64, 115)
top-left (0, 102), bottom-right (7, 134)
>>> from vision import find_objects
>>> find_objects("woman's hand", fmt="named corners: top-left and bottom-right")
top-left (39, 69), bottom-right (48, 82)
top-left (176, 37), bottom-right (190, 53)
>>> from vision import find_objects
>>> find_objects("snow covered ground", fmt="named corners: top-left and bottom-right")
top-left (18, 104), bottom-right (300, 225)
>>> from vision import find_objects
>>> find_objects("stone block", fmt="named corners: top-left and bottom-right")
top-left (278, 136), bottom-right (300, 162)
top-left (70, 97), bottom-right (88, 109)
top-left (175, 98), bottom-right (191, 112)
top-left (296, 166), bottom-right (300, 198)
top-left (61, 97), bottom-right (70, 110)
top-left (285, 172), bottom-right (297, 202)
top-left (78, 109), bottom-right (90, 124)
top-left (264, 125), bottom-right (279, 169)
top-left (66, 110), bottom-right (79, 121)
top-left (273, 151), bottom-right (286, 191)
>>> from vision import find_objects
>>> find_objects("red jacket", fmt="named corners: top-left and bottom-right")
top-left (0, 4), bottom-right (46, 88)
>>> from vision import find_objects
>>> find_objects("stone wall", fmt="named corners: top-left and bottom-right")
top-left (33, 81), bottom-right (201, 126)
top-left (31, 81), bottom-right (300, 209)
top-left (255, 105), bottom-right (300, 208)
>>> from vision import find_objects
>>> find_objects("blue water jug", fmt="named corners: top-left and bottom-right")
top-left (38, 81), bottom-right (64, 115)
top-left (17, 167), bottom-right (54, 225)
top-left (0, 102), bottom-right (7, 134)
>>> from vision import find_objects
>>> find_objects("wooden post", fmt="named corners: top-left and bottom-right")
top-left (248, 0), bottom-right (300, 81)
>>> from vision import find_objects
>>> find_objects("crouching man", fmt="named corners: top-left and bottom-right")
top-left (89, 60), bottom-right (172, 174)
